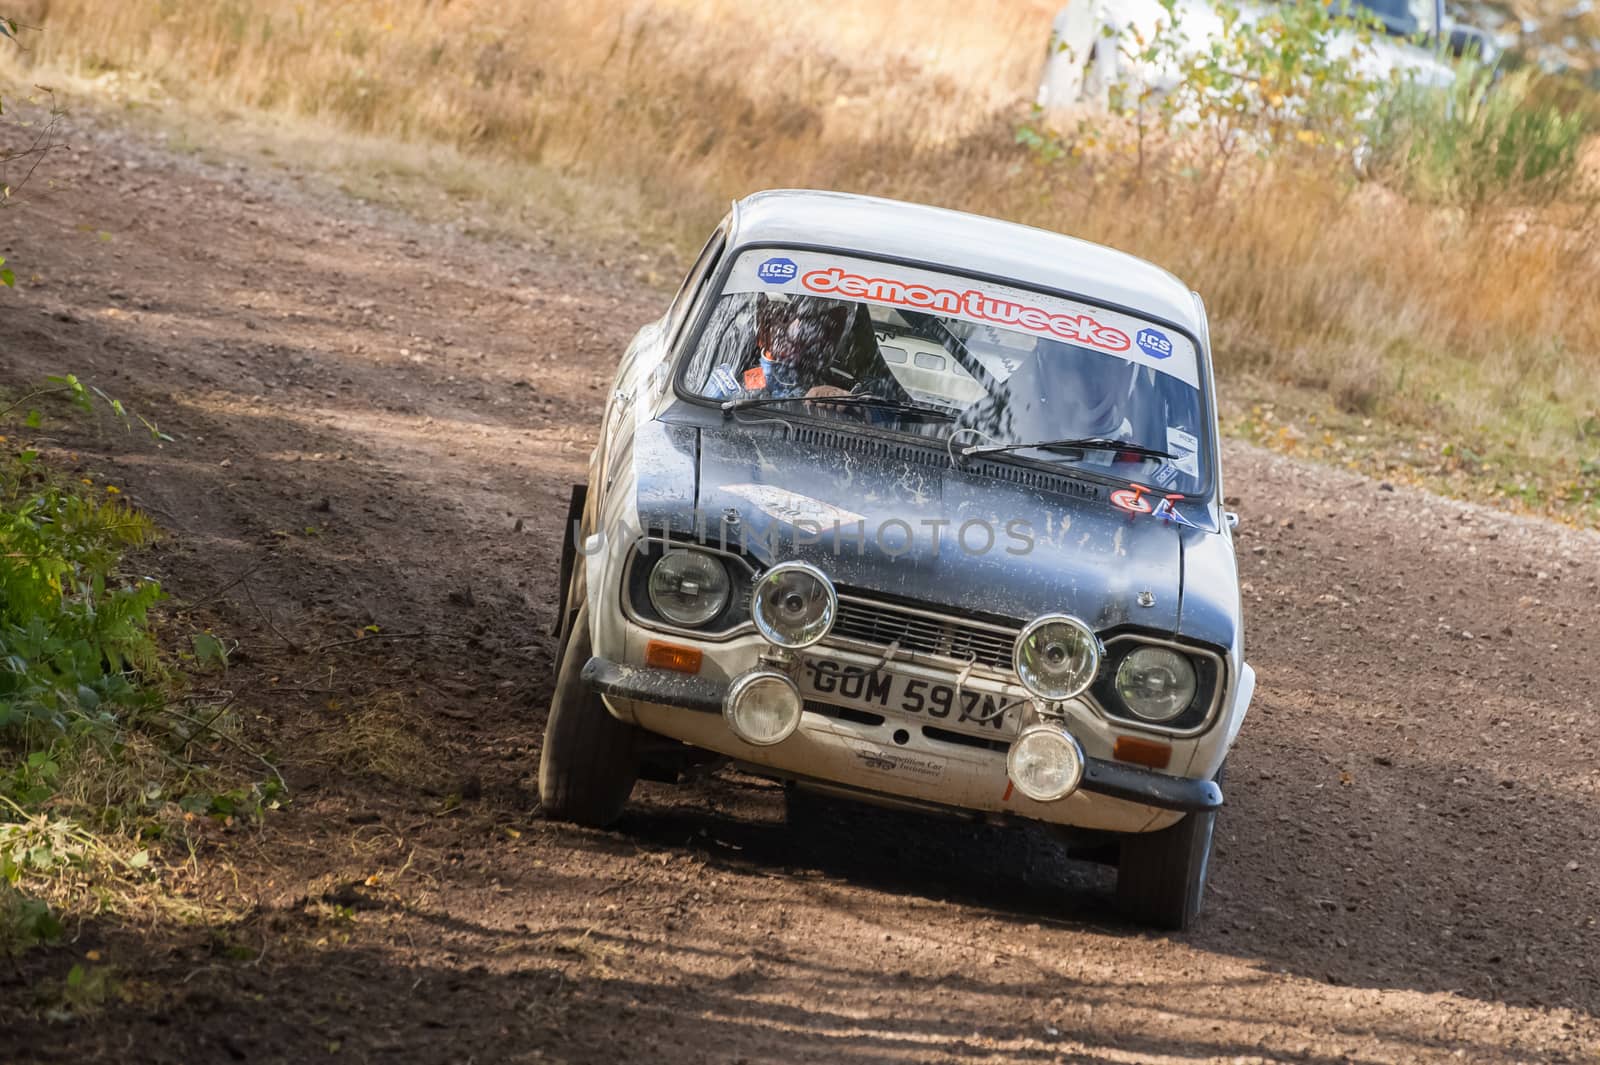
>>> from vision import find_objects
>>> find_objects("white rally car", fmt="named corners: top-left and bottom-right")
top-left (539, 190), bottom-right (1255, 929)
top-left (1037, 0), bottom-right (1493, 112)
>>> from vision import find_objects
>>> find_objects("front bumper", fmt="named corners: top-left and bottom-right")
top-left (582, 656), bottom-right (1222, 815)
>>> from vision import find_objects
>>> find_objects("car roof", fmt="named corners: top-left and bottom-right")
top-left (728, 189), bottom-right (1204, 337)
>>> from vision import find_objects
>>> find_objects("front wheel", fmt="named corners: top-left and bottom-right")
top-left (1115, 764), bottom-right (1225, 931)
top-left (537, 605), bottom-right (640, 826)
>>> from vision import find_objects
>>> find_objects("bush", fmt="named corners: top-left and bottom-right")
top-left (1366, 59), bottom-right (1593, 208)
top-left (0, 447), bottom-right (163, 735)
top-left (0, 386), bottom-right (169, 956)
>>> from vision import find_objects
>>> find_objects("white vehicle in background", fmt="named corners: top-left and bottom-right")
top-left (1037, 0), bottom-right (1496, 111)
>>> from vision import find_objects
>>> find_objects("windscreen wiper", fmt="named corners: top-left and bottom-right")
top-left (961, 436), bottom-right (1173, 461)
top-left (720, 393), bottom-right (955, 418)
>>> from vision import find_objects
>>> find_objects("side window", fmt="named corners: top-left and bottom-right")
top-left (665, 224), bottom-right (727, 348)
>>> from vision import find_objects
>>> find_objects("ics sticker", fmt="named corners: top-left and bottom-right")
top-left (742, 365), bottom-right (767, 390)
top-left (1136, 328), bottom-right (1174, 360)
top-left (709, 365), bottom-right (740, 394)
top-left (756, 257), bottom-right (799, 285)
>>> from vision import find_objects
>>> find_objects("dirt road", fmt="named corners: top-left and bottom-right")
top-left (2, 113), bottom-right (1598, 1064)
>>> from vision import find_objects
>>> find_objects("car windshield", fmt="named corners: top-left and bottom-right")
top-left (1340, 0), bottom-right (1420, 35)
top-left (678, 249), bottom-right (1212, 497)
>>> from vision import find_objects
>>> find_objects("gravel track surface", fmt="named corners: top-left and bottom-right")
top-left (2, 114), bottom-right (1597, 1064)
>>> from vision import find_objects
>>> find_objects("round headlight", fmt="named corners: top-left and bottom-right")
top-left (1013, 614), bottom-right (1100, 701)
top-left (724, 671), bottom-right (803, 746)
top-left (750, 562), bottom-right (836, 649)
top-left (1115, 646), bottom-right (1198, 723)
top-left (647, 550), bottom-right (731, 627)
top-left (1006, 724), bottom-right (1085, 802)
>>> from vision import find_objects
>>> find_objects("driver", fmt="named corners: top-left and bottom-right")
top-left (708, 295), bottom-right (855, 400)
top-left (759, 298), bottom-right (855, 399)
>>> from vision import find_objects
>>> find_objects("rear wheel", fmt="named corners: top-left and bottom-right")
top-left (537, 605), bottom-right (640, 826)
top-left (1115, 764), bottom-right (1225, 931)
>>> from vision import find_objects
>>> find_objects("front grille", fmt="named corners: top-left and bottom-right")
top-left (828, 595), bottom-right (1019, 674)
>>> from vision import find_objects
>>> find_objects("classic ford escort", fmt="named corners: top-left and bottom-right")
top-left (539, 190), bottom-right (1255, 929)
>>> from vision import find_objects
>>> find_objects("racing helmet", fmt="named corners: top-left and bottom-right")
top-left (769, 297), bottom-right (851, 365)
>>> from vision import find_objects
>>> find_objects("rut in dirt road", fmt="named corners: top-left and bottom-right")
top-left (1, 113), bottom-right (1597, 1064)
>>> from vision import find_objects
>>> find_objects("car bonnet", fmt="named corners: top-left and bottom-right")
top-left (634, 420), bottom-right (1206, 634)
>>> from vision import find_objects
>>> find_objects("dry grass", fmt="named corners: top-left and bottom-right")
top-left (10, 0), bottom-right (1049, 204)
top-left (0, 730), bottom-right (223, 956)
top-left (309, 693), bottom-right (436, 790)
top-left (3, 0), bottom-right (1598, 524)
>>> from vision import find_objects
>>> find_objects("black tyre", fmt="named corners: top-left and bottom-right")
top-left (1115, 764), bottom-right (1225, 931)
top-left (537, 606), bottom-right (640, 826)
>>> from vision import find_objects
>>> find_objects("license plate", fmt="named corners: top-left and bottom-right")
top-left (798, 657), bottom-right (1019, 739)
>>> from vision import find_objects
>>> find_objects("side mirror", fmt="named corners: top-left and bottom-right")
top-left (1225, 511), bottom-right (1240, 531)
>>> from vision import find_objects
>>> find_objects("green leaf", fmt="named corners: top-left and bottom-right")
top-left (135, 413), bottom-right (173, 442)
top-left (190, 632), bottom-right (229, 670)
top-left (24, 409), bottom-right (39, 427)
top-left (66, 964), bottom-right (85, 989)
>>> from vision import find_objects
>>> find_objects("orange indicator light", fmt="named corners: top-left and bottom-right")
top-left (1113, 736), bottom-right (1172, 770)
top-left (645, 641), bottom-right (702, 674)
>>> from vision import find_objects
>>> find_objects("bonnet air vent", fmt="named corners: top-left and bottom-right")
top-left (791, 424), bottom-right (934, 466)
top-left (787, 425), bottom-right (1100, 502)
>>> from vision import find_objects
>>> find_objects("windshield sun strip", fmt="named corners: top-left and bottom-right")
top-left (667, 242), bottom-right (1220, 499)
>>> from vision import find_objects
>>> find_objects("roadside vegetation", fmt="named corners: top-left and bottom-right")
top-left (0, 0), bottom-right (1597, 528)
top-left (0, 381), bottom-right (277, 1007)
